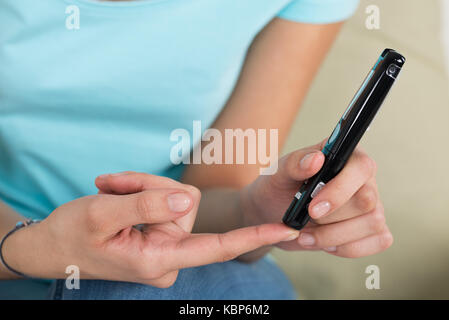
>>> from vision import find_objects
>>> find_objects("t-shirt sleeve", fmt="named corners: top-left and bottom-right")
top-left (277, 0), bottom-right (360, 24)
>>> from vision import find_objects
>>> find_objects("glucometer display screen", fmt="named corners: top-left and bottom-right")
top-left (341, 53), bottom-right (385, 121)
top-left (342, 69), bottom-right (375, 120)
top-left (323, 68), bottom-right (374, 156)
top-left (322, 52), bottom-right (385, 156)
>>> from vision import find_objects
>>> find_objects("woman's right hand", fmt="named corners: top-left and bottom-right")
top-left (1, 175), bottom-right (299, 287)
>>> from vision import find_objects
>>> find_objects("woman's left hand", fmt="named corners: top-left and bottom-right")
top-left (240, 140), bottom-right (393, 257)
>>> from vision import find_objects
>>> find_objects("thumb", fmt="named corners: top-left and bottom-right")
top-left (94, 172), bottom-right (201, 233)
top-left (274, 141), bottom-right (326, 189)
top-left (90, 189), bottom-right (195, 236)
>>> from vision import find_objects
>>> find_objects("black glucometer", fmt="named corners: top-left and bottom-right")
top-left (283, 48), bottom-right (405, 230)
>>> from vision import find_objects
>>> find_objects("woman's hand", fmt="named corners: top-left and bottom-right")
top-left (240, 140), bottom-right (393, 258)
top-left (94, 140), bottom-right (392, 261)
top-left (1, 175), bottom-right (299, 286)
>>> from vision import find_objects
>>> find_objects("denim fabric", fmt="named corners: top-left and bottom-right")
top-left (50, 257), bottom-right (297, 300)
top-left (0, 279), bottom-right (51, 300)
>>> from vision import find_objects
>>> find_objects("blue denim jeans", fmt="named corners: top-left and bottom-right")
top-left (48, 257), bottom-right (297, 300)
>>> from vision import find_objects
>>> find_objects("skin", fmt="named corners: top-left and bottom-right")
top-left (96, 141), bottom-right (392, 261)
top-left (182, 18), bottom-right (392, 261)
top-left (0, 181), bottom-right (299, 285)
top-left (0, 14), bottom-right (393, 287)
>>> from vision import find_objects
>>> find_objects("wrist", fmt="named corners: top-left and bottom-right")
top-left (0, 228), bottom-right (22, 279)
top-left (1, 221), bottom-right (60, 279)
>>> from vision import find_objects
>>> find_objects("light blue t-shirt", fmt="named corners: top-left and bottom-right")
top-left (0, 0), bottom-right (358, 298)
top-left (0, 0), bottom-right (358, 220)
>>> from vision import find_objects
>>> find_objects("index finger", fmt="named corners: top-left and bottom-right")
top-left (95, 172), bottom-right (183, 194)
top-left (169, 223), bottom-right (299, 269)
top-left (308, 149), bottom-right (377, 219)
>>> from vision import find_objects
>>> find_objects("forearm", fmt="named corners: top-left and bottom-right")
top-left (183, 21), bottom-right (343, 261)
top-left (192, 188), bottom-right (272, 262)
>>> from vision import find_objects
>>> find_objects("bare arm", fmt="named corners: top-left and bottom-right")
top-left (182, 18), bottom-right (343, 260)
top-left (96, 18), bottom-right (391, 264)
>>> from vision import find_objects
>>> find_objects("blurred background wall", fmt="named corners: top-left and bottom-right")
top-left (273, 0), bottom-right (449, 299)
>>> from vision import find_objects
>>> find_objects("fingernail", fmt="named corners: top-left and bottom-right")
top-left (311, 201), bottom-right (331, 218)
top-left (282, 230), bottom-right (300, 242)
top-left (167, 193), bottom-right (192, 213)
top-left (323, 246), bottom-right (337, 252)
top-left (111, 172), bottom-right (129, 176)
top-left (97, 174), bottom-right (110, 180)
top-left (300, 153), bottom-right (316, 169)
top-left (298, 233), bottom-right (316, 246)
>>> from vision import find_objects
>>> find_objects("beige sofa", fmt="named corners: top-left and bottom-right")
top-left (273, 0), bottom-right (449, 299)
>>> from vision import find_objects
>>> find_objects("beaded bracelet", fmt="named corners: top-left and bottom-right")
top-left (0, 218), bottom-right (41, 278)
